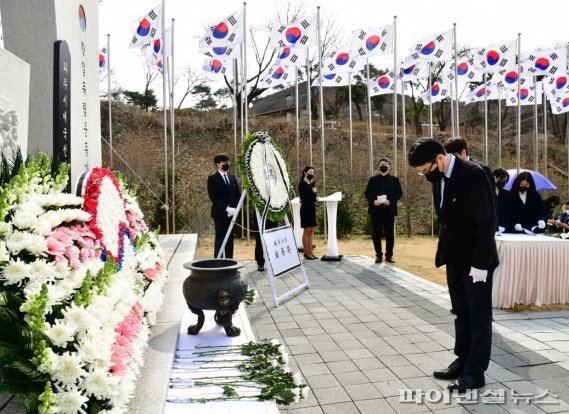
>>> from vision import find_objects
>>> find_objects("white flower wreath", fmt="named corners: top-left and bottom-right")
top-left (244, 132), bottom-right (291, 213)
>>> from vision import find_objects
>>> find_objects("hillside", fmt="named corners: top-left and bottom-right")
top-left (100, 102), bottom-right (569, 235)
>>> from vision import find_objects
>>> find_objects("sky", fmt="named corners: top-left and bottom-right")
top-left (98, 0), bottom-right (568, 108)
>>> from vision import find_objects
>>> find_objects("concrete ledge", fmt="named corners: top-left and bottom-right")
top-left (128, 234), bottom-right (197, 414)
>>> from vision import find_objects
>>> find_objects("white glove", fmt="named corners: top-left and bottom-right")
top-left (514, 223), bottom-right (523, 232)
top-left (226, 207), bottom-right (236, 217)
top-left (498, 226), bottom-right (505, 233)
top-left (538, 220), bottom-right (546, 229)
top-left (470, 266), bottom-right (488, 283)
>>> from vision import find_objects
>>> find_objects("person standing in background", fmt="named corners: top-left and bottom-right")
top-left (493, 168), bottom-right (512, 233)
top-left (207, 154), bottom-right (241, 258)
top-left (299, 166), bottom-right (318, 260)
top-left (364, 157), bottom-right (403, 264)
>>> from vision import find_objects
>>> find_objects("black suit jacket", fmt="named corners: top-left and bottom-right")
top-left (495, 188), bottom-right (512, 230)
top-left (432, 157), bottom-right (499, 272)
top-left (509, 190), bottom-right (546, 233)
top-left (207, 171), bottom-right (241, 220)
top-left (365, 174), bottom-right (403, 216)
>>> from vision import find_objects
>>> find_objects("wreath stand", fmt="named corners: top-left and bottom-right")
top-left (255, 209), bottom-right (310, 308)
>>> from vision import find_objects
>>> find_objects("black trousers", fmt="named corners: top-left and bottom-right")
top-left (255, 220), bottom-right (278, 266)
top-left (214, 218), bottom-right (234, 258)
top-left (371, 212), bottom-right (395, 258)
top-left (446, 260), bottom-right (493, 377)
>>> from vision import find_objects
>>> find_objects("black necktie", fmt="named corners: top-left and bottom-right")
top-left (223, 174), bottom-right (230, 186)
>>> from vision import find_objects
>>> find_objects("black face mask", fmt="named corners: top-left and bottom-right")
top-left (519, 187), bottom-right (528, 194)
top-left (222, 164), bottom-right (229, 172)
top-left (306, 174), bottom-right (314, 181)
top-left (496, 181), bottom-right (506, 189)
top-left (424, 159), bottom-right (443, 183)
top-left (379, 165), bottom-right (389, 173)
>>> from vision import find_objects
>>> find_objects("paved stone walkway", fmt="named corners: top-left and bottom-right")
top-left (244, 256), bottom-right (569, 414)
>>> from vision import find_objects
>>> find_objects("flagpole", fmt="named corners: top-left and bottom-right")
top-left (317, 6), bottom-right (326, 197)
top-left (348, 72), bottom-right (353, 173)
top-left (161, 0), bottom-right (169, 234)
top-left (243, 2), bottom-right (248, 136)
top-left (483, 72), bottom-right (488, 164)
top-left (498, 87), bottom-right (502, 167)
top-left (533, 76), bottom-right (538, 172)
top-left (542, 88), bottom-right (544, 177)
top-left (239, 48), bottom-right (245, 240)
top-left (366, 57), bottom-right (374, 176)
top-left (450, 83), bottom-right (455, 137)
top-left (516, 33), bottom-right (521, 174)
top-left (393, 15), bottom-right (398, 176)
top-left (233, 59), bottom-right (238, 166)
top-left (428, 62), bottom-right (433, 139)
top-left (307, 54), bottom-right (313, 165)
top-left (295, 67), bottom-right (300, 178)
top-left (453, 23), bottom-right (459, 136)
top-left (107, 34), bottom-right (112, 169)
top-left (170, 18), bottom-right (176, 234)
top-left (402, 78), bottom-right (410, 237)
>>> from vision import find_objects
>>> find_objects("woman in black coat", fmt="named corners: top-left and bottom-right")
top-left (298, 166), bottom-right (318, 259)
top-left (509, 172), bottom-right (547, 233)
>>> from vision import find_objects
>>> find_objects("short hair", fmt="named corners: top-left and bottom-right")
top-left (377, 157), bottom-right (391, 165)
top-left (408, 138), bottom-right (446, 167)
top-left (493, 167), bottom-right (509, 181)
top-left (545, 195), bottom-right (560, 207)
top-left (564, 200), bottom-right (569, 206)
top-left (511, 171), bottom-right (536, 193)
top-left (213, 153), bottom-right (229, 164)
top-left (444, 137), bottom-right (468, 155)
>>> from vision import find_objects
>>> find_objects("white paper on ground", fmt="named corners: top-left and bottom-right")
top-left (164, 307), bottom-right (279, 414)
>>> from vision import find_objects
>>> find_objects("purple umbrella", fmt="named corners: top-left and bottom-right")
top-left (505, 169), bottom-right (557, 191)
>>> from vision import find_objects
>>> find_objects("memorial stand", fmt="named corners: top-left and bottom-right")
top-left (256, 209), bottom-right (310, 308)
top-left (318, 192), bottom-right (343, 261)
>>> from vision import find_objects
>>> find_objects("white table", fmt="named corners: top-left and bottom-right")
top-left (492, 233), bottom-right (569, 308)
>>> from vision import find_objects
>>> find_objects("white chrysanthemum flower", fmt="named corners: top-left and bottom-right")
top-left (32, 218), bottom-right (55, 236)
top-left (300, 386), bottom-right (310, 399)
top-left (62, 304), bottom-right (91, 333)
top-left (278, 345), bottom-right (286, 355)
top-left (23, 279), bottom-right (44, 301)
top-left (12, 207), bottom-right (40, 229)
top-left (53, 352), bottom-right (84, 386)
top-left (96, 177), bottom-right (127, 257)
top-left (54, 262), bottom-right (71, 279)
top-left (36, 347), bottom-right (57, 375)
top-left (270, 339), bottom-right (280, 346)
top-left (292, 372), bottom-right (302, 386)
top-left (270, 359), bottom-right (279, 368)
top-left (46, 320), bottom-right (76, 348)
top-left (84, 367), bottom-right (112, 399)
top-left (283, 366), bottom-right (291, 373)
top-left (26, 233), bottom-right (49, 256)
top-left (30, 259), bottom-right (56, 283)
top-left (54, 387), bottom-right (89, 414)
top-left (281, 352), bottom-right (289, 365)
top-left (5, 230), bottom-right (30, 255)
top-left (3, 258), bottom-right (31, 285)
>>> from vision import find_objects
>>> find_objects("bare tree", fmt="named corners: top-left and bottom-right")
top-left (177, 66), bottom-right (208, 109)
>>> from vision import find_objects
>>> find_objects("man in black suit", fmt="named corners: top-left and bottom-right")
top-left (207, 154), bottom-right (241, 258)
top-left (364, 157), bottom-right (403, 264)
top-left (408, 138), bottom-right (498, 393)
top-left (443, 137), bottom-right (495, 192)
top-left (493, 168), bottom-right (512, 232)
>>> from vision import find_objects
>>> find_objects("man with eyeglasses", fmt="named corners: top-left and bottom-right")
top-left (408, 138), bottom-right (498, 393)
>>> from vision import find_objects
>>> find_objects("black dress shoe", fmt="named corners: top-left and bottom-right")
top-left (433, 359), bottom-right (463, 380)
top-left (375, 257), bottom-right (382, 264)
top-left (303, 254), bottom-right (317, 260)
top-left (447, 374), bottom-right (485, 393)
top-left (257, 265), bottom-right (265, 272)
top-left (385, 256), bottom-right (395, 263)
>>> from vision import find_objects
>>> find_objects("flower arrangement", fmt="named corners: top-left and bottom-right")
top-left (0, 154), bottom-right (167, 413)
top-left (237, 131), bottom-right (294, 222)
top-left (168, 339), bottom-right (309, 405)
